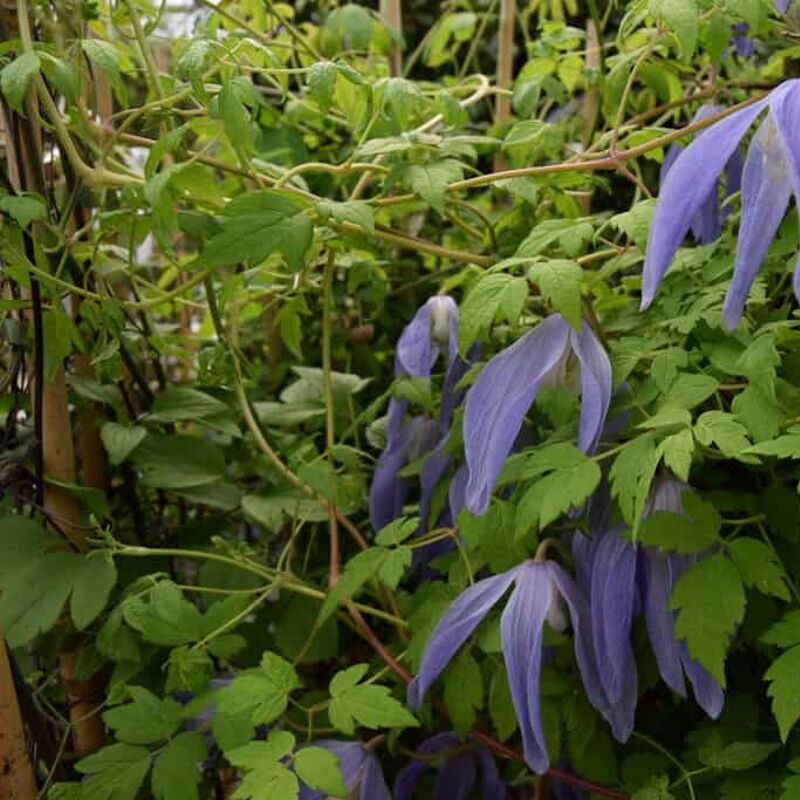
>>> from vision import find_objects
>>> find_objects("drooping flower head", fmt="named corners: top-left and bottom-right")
top-left (660, 105), bottom-right (743, 245)
top-left (407, 558), bottom-right (608, 774)
top-left (369, 296), bottom-right (460, 530)
top-left (297, 740), bottom-right (390, 800)
top-left (463, 314), bottom-right (612, 515)
top-left (731, 23), bottom-right (757, 59)
top-left (579, 476), bottom-right (723, 743)
top-left (393, 732), bottom-right (507, 799)
top-left (641, 79), bottom-right (800, 330)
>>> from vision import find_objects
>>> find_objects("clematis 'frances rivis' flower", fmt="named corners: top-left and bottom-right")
top-left (463, 314), bottom-right (612, 515)
top-left (583, 477), bottom-right (723, 742)
top-left (407, 558), bottom-right (608, 774)
top-left (393, 732), bottom-right (506, 799)
top-left (660, 105), bottom-right (743, 245)
top-left (641, 79), bottom-right (800, 330)
top-left (369, 296), bottom-right (459, 530)
top-left (776, 0), bottom-right (792, 11)
top-left (297, 740), bottom-right (390, 800)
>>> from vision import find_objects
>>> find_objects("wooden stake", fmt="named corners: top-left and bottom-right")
top-left (380, 0), bottom-right (403, 76)
top-left (494, 0), bottom-right (516, 169)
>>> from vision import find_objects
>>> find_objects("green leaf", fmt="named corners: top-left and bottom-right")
top-left (151, 732), bottom-right (207, 800)
top-left (516, 218), bottom-right (593, 258)
top-left (0, 191), bottom-right (47, 228)
top-left (489, 668), bottom-right (517, 742)
top-left (637, 492), bottom-right (721, 554)
top-left (103, 686), bottom-right (183, 744)
top-left (662, 374), bottom-right (719, 410)
top-left (70, 553), bottom-right (117, 630)
top-left (216, 652), bottom-right (300, 725)
top-left (515, 446), bottom-right (601, 537)
top-left (744, 435), bottom-right (800, 459)
top-left (316, 199), bottom-right (375, 234)
top-left (762, 611), bottom-right (800, 649)
top-left (318, 549), bottom-right (385, 623)
top-left (197, 190), bottom-right (313, 272)
top-left (458, 273), bottom-right (527, 353)
top-left (670, 554), bottom-right (746, 684)
top-left (81, 39), bottom-right (121, 84)
top-left (307, 61), bottom-right (338, 112)
top-left (661, 428), bottom-right (694, 482)
top-left (0, 515), bottom-right (60, 586)
top-left (649, 0), bottom-right (699, 58)
top-left (293, 747), bottom-right (347, 798)
top-left (766, 645), bottom-right (800, 741)
top-left (147, 388), bottom-right (228, 423)
top-left (444, 652), bottom-right (483, 736)
top-left (527, 260), bottom-right (583, 329)
top-left (227, 733), bottom-right (299, 800)
top-left (0, 53), bottom-right (41, 113)
top-left (694, 412), bottom-right (752, 459)
top-left (328, 663), bottom-right (419, 735)
top-left (713, 741), bottom-right (780, 771)
top-left (100, 423), bottom-right (146, 466)
top-left (131, 434), bottom-right (225, 489)
top-left (75, 743), bottom-right (152, 800)
top-left (122, 581), bottom-right (204, 646)
top-left (219, 76), bottom-right (255, 151)
top-left (375, 517), bottom-right (419, 546)
top-left (408, 159), bottom-right (463, 214)
top-left (610, 436), bottom-right (660, 526)
top-left (729, 537), bottom-right (790, 601)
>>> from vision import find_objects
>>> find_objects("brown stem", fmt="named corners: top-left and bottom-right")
top-left (0, 639), bottom-right (37, 800)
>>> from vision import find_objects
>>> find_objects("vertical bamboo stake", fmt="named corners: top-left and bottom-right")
top-left (0, 644), bottom-right (38, 800)
top-left (494, 0), bottom-right (516, 168)
top-left (380, 0), bottom-right (403, 76)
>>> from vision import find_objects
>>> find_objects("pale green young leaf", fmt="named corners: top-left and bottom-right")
top-left (489, 668), bottom-right (517, 742)
top-left (103, 686), bottom-right (183, 744)
top-left (661, 428), bottom-right (694, 481)
top-left (458, 273), bottom-right (528, 353)
top-left (649, 0), bottom-right (699, 58)
top-left (316, 199), bottom-right (375, 234)
top-left (637, 492), bottom-right (721, 554)
top-left (81, 40), bottom-right (121, 84)
top-left (444, 652), bottom-right (483, 736)
top-left (307, 60), bottom-right (338, 112)
top-left (610, 435), bottom-right (659, 526)
top-left (694, 412), bottom-right (752, 459)
top-left (227, 733), bottom-right (299, 800)
top-left (75, 743), bottom-right (152, 800)
top-left (0, 191), bottom-right (47, 228)
top-left (408, 159), bottom-right (463, 213)
top-left (122, 581), bottom-right (204, 646)
top-left (527, 259), bottom-right (583, 329)
top-left (318, 549), bottom-right (385, 623)
top-left (728, 537), bottom-right (790, 601)
top-left (1, 53), bottom-right (41, 113)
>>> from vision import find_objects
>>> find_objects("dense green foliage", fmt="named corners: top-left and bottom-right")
top-left (2, 0), bottom-right (800, 798)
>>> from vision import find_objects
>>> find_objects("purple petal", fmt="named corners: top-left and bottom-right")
top-left (448, 464), bottom-right (469, 521)
top-left (722, 115), bottom-right (793, 329)
top-left (396, 300), bottom-right (438, 378)
top-left (768, 80), bottom-right (800, 305)
top-left (589, 529), bottom-right (638, 706)
top-left (680, 646), bottom-right (725, 719)
top-left (475, 747), bottom-right (507, 800)
top-left (641, 549), bottom-right (686, 697)
top-left (550, 562), bottom-right (636, 742)
top-left (369, 417), bottom-right (439, 530)
top-left (360, 752), bottom-right (392, 800)
top-left (393, 733), bottom-right (460, 800)
top-left (408, 568), bottom-right (520, 708)
top-left (500, 562), bottom-right (551, 774)
top-left (570, 323), bottom-right (612, 454)
top-left (434, 753), bottom-right (477, 800)
top-left (570, 531), bottom-right (597, 591)
top-left (641, 98), bottom-right (770, 309)
top-left (419, 435), bottom-right (453, 528)
top-left (464, 315), bottom-right (571, 514)
top-left (776, 0), bottom-right (791, 12)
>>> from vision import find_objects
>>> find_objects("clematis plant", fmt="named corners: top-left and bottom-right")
top-left (641, 79), bottom-right (800, 329)
top-left (463, 313), bottom-right (612, 515)
top-left (297, 740), bottom-right (391, 800)
top-left (407, 548), bottom-right (610, 774)
top-left (582, 476), bottom-right (723, 743)
top-left (393, 732), bottom-right (506, 799)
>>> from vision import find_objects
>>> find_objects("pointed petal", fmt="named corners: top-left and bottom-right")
top-left (448, 464), bottom-right (469, 521)
top-left (641, 98), bottom-right (769, 309)
top-left (776, 0), bottom-right (791, 12)
top-left (550, 562), bottom-right (636, 742)
top-left (767, 80), bottom-right (800, 305)
top-left (393, 760), bottom-right (427, 800)
top-left (570, 531), bottom-right (597, 591)
top-left (641, 549), bottom-right (686, 697)
top-left (589, 530), bottom-right (638, 705)
top-left (570, 323), bottom-right (612, 454)
top-left (500, 562), bottom-right (551, 774)
top-left (722, 116), bottom-right (793, 329)
top-left (360, 753), bottom-right (392, 800)
top-left (419, 435), bottom-right (453, 528)
top-left (408, 568), bottom-right (520, 707)
top-left (396, 300), bottom-right (438, 378)
top-left (369, 417), bottom-right (438, 530)
top-left (464, 315), bottom-right (571, 514)
top-left (681, 646), bottom-right (725, 719)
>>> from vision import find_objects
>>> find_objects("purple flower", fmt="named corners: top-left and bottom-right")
top-left (394, 732), bottom-right (506, 799)
top-left (660, 105), bottom-right (744, 245)
top-left (370, 296), bottom-right (459, 530)
top-left (776, 0), bottom-right (792, 12)
top-left (582, 477), bottom-right (723, 741)
top-left (641, 80), bottom-right (800, 330)
top-left (297, 740), bottom-right (390, 800)
top-left (731, 23), bottom-right (756, 58)
top-left (463, 314), bottom-right (612, 515)
top-left (407, 560), bottom-right (608, 774)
